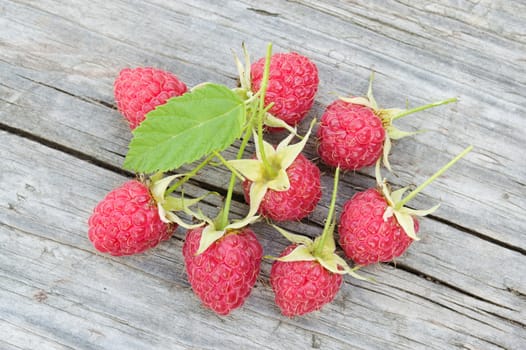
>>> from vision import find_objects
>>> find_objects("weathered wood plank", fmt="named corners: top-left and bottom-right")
top-left (1, 0), bottom-right (526, 348)
top-left (1, 0), bottom-right (525, 310)
top-left (1, 0), bottom-right (524, 252)
top-left (1, 130), bottom-right (524, 349)
top-left (1, 107), bottom-right (524, 325)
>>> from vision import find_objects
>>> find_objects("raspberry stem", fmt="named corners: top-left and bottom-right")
top-left (256, 43), bottom-right (277, 178)
top-left (391, 97), bottom-right (458, 121)
top-left (219, 43), bottom-right (273, 229)
top-left (165, 153), bottom-right (215, 195)
top-left (395, 145), bottom-right (473, 209)
top-left (219, 125), bottom-right (253, 229)
top-left (314, 166), bottom-right (340, 257)
top-left (213, 151), bottom-right (245, 181)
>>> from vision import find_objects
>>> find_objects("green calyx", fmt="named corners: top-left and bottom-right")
top-left (147, 172), bottom-right (213, 229)
top-left (267, 167), bottom-right (366, 281)
top-left (192, 207), bottom-right (260, 255)
top-left (340, 72), bottom-right (458, 171)
top-left (376, 145), bottom-right (473, 240)
top-left (228, 119), bottom-right (316, 218)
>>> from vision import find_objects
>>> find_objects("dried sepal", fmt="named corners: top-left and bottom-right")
top-left (390, 187), bottom-right (410, 204)
top-left (272, 224), bottom-right (314, 246)
top-left (382, 136), bottom-right (393, 171)
top-left (393, 210), bottom-right (419, 241)
top-left (402, 204), bottom-right (440, 217)
top-left (264, 113), bottom-right (299, 135)
top-left (271, 245), bottom-right (316, 263)
top-left (233, 42), bottom-right (252, 92)
top-left (149, 173), bottom-right (208, 228)
top-left (339, 96), bottom-right (375, 109)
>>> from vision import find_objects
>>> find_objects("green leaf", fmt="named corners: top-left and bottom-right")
top-left (124, 83), bottom-right (246, 172)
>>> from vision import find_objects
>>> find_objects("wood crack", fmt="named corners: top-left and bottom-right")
top-left (0, 123), bottom-right (132, 178)
top-left (246, 7), bottom-right (280, 17)
top-left (398, 285), bottom-right (508, 333)
top-left (391, 262), bottom-right (517, 312)
top-left (16, 74), bottom-right (116, 110)
top-left (428, 214), bottom-right (526, 256)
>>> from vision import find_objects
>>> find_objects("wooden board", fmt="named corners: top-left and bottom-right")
top-left (1, 0), bottom-right (525, 349)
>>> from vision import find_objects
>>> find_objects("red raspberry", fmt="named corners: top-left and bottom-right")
top-left (317, 100), bottom-right (386, 171)
top-left (251, 52), bottom-right (319, 128)
top-left (242, 154), bottom-right (322, 222)
top-left (338, 188), bottom-right (419, 265)
top-left (270, 245), bottom-right (343, 317)
top-left (114, 67), bottom-right (187, 129)
top-left (88, 180), bottom-right (173, 256)
top-left (183, 227), bottom-right (263, 315)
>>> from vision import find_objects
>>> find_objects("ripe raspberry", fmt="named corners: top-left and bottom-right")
top-left (317, 99), bottom-right (385, 170)
top-left (242, 153), bottom-right (322, 222)
top-left (338, 188), bottom-right (419, 265)
top-left (317, 73), bottom-right (457, 171)
top-left (251, 52), bottom-right (319, 127)
top-left (270, 245), bottom-right (343, 317)
top-left (88, 180), bottom-right (174, 256)
top-left (183, 226), bottom-right (263, 315)
top-left (114, 67), bottom-right (187, 129)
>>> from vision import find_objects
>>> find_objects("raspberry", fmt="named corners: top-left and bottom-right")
top-left (242, 153), bottom-right (322, 221)
top-left (183, 226), bottom-right (263, 315)
top-left (114, 67), bottom-right (187, 129)
top-left (88, 180), bottom-right (173, 256)
top-left (270, 245), bottom-right (343, 317)
top-left (338, 188), bottom-right (418, 265)
top-left (317, 100), bottom-right (385, 170)
top-left (251, 52), bottom-right (319, 127)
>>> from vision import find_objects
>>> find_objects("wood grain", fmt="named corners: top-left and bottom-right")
top-left (1, 131), bottom-right (524, 349)
top-left (1, 0), bottom-right (525, 349)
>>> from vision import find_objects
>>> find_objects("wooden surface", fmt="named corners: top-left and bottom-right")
top-left (1, 0), bottom-right (525, 349)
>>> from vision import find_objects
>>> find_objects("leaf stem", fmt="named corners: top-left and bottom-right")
top-left (396, 145), bottom-right (473, 209)
top-left (213, 151), bottom-right (245, 181)
top-left (314, 167), bottom-right (340, 256)
top-left (392, 97), bottom-right (458, 121)
top-left (218, 125), bottom-right (253, 229)
top-left (165, 153), bottom-right (215, 195)
top-left (256, 43), bottom-right (274, 177)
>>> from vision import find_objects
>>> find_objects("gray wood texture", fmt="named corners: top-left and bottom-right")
top-left (1, 0), bottom-right (525, 349)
